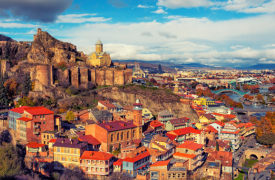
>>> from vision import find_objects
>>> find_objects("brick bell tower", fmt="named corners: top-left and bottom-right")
top-left (133, 99), bottom-right (143, 139)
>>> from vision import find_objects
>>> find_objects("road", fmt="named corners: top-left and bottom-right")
top-left (233, 137), bottom-right (256, 165)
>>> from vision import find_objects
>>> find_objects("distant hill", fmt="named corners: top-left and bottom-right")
top-left (0, 34), bottom-right (16, 42)
top-left (238, 64), bottom-right (275, 70)
top-left (116, 60), bottom-right (235, 72)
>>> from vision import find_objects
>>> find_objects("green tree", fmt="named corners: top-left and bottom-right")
top-left (257, 133), bottom-right (275, 145)
top-left (65, 111), bottom-right (75, 121)
top-left (0, 143), bottom-right (22, 178)
top-left (22, 73), bottom-right (32, 96)
top-left (0, 75), bottom-right (9, 108)
top-left (216, 141), bottom-right (219, 151)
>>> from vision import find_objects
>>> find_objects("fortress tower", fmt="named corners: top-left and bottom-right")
top-left (133, 99), bottom-right (143, 139)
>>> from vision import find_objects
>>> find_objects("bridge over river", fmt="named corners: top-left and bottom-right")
top-left (211, 89), bottom-right (249, 96)
top-left (234, 108), bottom-right (275, 116)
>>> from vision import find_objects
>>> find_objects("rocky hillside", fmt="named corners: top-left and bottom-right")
top-left (0, 34), bottom-right (16, 42)
top-left (97, 85), bottom-right (199, 122)
top-left (0, 37), bottom-right (30, 61)
top-left (27, 28), bottom-right (82, 64)
top-left (0, 28), bottom-right (85, 65)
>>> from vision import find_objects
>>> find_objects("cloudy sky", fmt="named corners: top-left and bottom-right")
top-left (1, 0), bottom-right (275, 67)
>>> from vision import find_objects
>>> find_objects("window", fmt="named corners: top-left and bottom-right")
top-left (127, 131), bottom-right (129, 139)
top-left (43, 122), bottom-right (46, 124)
top-left (40, 115), bottom-right (42, 120)
top-left (111, 134), bottom-right (113, 142)
top-left (133, 130), bottom-right (135, 137)
top-left (121, 132), bottom-right (123, 140)
top-left (117, 133), bottom-right (119, 141)
top-left (74, 149), bottom-right (77, 154)
top-left (62, 157), bottom-right (66, 161)
top-left (57, 147), bottom-right (60, 152)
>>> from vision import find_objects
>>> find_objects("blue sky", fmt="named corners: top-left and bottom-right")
top-left (1, 0), bottom-right (275, 67)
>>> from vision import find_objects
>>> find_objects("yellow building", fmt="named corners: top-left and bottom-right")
top-left (194, 98), bottom-right (216, 106)
top-left (142, 108), bottom-right (153, 120)
top-left (86, 39), bottom-right (112, 67)
top-left (53, 138), bottom-right (88, 170)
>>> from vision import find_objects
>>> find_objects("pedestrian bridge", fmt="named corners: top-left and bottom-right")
top-left (211, 89), bottom-right (249, 96)
top-left (234, 108), bottom-right (274, 116)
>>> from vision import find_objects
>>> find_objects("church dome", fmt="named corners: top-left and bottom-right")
top-left (136, 99), bottom-right (140, 104)
top-left (96, 39), bottom-right (103, 45)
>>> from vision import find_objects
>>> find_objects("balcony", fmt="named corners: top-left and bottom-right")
top-left (33, 131), bottom-right (40, 135)
top-left (34, 124), bottom-right (40, 128)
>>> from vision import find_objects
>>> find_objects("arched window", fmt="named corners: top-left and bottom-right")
top-left (127, 131), bottom-right (129, 139)
top-left (133, 130), bottom-right (135, 137)
top-left (111, 134), bottom-right (113, 142)
top-left (121, 132), bottom-right (123, 140)
top-left (117, 133), bottom-right (119, 141)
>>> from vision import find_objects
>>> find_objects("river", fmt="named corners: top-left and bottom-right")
top-left (225, 84), bottom-right (274, 119)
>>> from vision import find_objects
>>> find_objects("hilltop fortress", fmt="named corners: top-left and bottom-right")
top-left (0, 28), bottom-right (132, 98)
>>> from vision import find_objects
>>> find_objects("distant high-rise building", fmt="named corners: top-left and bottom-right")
top-left (158, 64), bottom-right (164, 74)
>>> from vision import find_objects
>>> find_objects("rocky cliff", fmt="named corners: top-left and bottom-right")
top-left (97, 86), bottom-right (199, 123)
top-left (0, 37), bottom-right (30, 60)
top-left (27, 28), bottom-right (81, 64)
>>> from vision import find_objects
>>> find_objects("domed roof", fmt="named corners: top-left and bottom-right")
top-left (136, 99), bottom-right (140, 104)
top-left (96, 39), bottom-right (103, 45)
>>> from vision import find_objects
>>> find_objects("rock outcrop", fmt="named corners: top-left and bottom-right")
top-left (27, 28), bottom-right (81, 64)
top-left (0, 40), bottom-right (30, 60)
top-left (97, 86), bottom-right (199, 123)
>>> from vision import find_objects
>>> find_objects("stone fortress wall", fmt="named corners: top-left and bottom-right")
top-left (32, 65), bottom-right (132, 91)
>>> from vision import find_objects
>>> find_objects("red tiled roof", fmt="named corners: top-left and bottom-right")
top-left (49, 139), bottom-right (57, 143)
top-left (9, 106), bottom-right (30, 114)
top-left (78, 135), bottom-right (101, 145)
top-left (98, 101), bottom-right (117, 108)
top-left (26, 142), bottom-right (45, 148)
top-left (204, 125), bottom-right (218, 133)
top-left (150, 160), bottom-right (170, 167)
top-left (212, 121), bottom-right (225, 127)
top-left (202, 113), bottom-right (215, 120)
top-left (17, 117), bottom-right (32, 122)
top-left (113, 159), bottom-right (123, 166)
top-left (98, 121), bottom-right (137, 132)
top-left (80, 151), bottom-right (113, 160)
top-left (150, 120), bottom-right (164, 128)
top-left (169, 127), bottom-right (201, 136)
top-left (123, 151), bottom-right (150, 163)
top-left (166, 134), bottom-right (177, 141)
top-left (176, 141), bottom-right (204, 151)
top-left (169, 117), bottom-right (189, 125)
top-left (24, 107), bottom-right (54, 115)
top-left (173, 152), bottom-right (196, 159)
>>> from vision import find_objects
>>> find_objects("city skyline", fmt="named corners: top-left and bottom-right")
top-left (1, 0), bottom-right (275, 67)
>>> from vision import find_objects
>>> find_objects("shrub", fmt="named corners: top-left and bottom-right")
top-left (66, 85), bottom-right (78, 95)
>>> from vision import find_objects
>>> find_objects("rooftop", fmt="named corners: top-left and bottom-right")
top-left (9, 106), bottom-right (30, 114)
top-left (80, 151), bottom-right (113, 161)
top-left (177, 141), bottom-right (204, 151)
top-left (24, 107), bottom-right (54, 115)
top-left (98, 120), bottom-right (137, 132)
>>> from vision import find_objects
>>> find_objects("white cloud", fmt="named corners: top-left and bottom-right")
top-left (53, 14), bottom-right (275, 67)
top-left (230, 45), bottom-right (244, 49)
top-left (56, 14), bottom-right (112, 23)
top-left (259, 57), bottom-right (266, 61)
top-left (151, 7), bottom-right (168, 14)
top-left (217, 0), bottom-right (275, 13)
top-left (157, 0), bottom-right (214, 8)
top-left (137, 4), bottom-right (154, 8)
top-left (263, 44), bottom-right (275, 48)
top-left (0, 22), bottom-right (40, 28)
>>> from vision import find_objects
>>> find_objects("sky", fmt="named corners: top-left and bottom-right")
top-left (1, 0), bottom-right (275, 68)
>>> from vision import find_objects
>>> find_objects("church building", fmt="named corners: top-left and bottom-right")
top-left (86, 39), bottom-right (112, 67)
